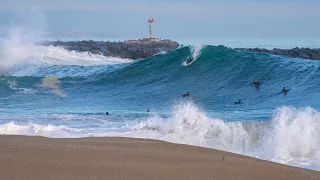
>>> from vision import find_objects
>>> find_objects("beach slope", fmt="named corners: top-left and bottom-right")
top-left (0, 135), bottom-right (319, 180)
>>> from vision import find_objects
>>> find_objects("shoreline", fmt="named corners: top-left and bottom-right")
top-left (0, 135), bottom-right (319, 180)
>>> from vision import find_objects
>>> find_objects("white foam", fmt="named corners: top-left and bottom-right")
top-left (0, 103), bottom-right (319, 170)
top-left (0, 121), bottom-right (84, 138)
top-left (130, 102), bottom-right (320, 170)
top-left (263, 106), bottom-right (320, 164)
top-left (182, 45), bottom-right (203, 66)
top-left (132, 102), bottom-right (259, 152)
top-left (32, 45), bottom-right (132, 66)
top-left (0, 28), bottom-right (132, 76)
top-left (3, 45), bottom-right (132, 76)
top-left (0, 28), bottom-right (38, 76)
top-left (7, 80), bottom-right (36, 94)
top-left (191, 44), bottom-right (203, 60)
top-left (0, 7), bottom-right (131, 76)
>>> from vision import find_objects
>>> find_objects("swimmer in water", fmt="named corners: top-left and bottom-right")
top-left (282, 87), bottom-right (290, 95)
top-left (182, 92), bottom-right (191, 97)
top-left (253, 80), bottom-right (261, 89)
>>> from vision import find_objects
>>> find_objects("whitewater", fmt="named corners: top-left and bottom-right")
top-left (0, 37), bottom-right (320, 171)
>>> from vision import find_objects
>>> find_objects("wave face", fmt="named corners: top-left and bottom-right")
top-left (1, 44), bottom-right (320, 170)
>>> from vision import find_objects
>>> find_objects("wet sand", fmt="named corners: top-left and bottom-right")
top-left (0, 135), bottom-right (319, 180)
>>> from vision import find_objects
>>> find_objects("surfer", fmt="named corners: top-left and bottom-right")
top-left (182, 92), bottom-right (191, 97)
top-left (146, 109), bottom-right (150, 112)
top-left (106, 112), bottom-right (109, 116)
top-left (282, 87), bottom-right (290, 95)
top-left (234, 100), bottom-right (242, 104)
top-left (253, 80), bottom-right (261, 89)
top-left (186, 56), bottom-right (193, 64)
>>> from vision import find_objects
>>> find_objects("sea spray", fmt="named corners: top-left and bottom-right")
top-left (0, 23), bottom-right (131, 76)
top-left (5, 45), bottom-right (132, 76)
top-left (131, 102), bottom-right (320, 168)
top-left (190, 44), bottom-right (203, 60)
top-left (263, 106), bottom-right (320, 162)
top-left (0, 6), bottom-right (47, 76)
top-left (0, 28), bottom-right (40, 75)
top-left (133, 102), bottom-right (261, 151)
top-left (181, 44), bottom-right (203, 66)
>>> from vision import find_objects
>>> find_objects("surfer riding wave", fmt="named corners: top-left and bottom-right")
top-left (186, 56), bottom-right (194, 64)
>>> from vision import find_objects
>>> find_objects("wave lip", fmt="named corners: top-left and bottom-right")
top-left (1, 44), bottom-right (132, 76)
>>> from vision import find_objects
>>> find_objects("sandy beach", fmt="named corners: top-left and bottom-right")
top-left (0, 135), bottom-right (318, 180)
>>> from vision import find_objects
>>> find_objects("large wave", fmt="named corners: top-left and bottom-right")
top-left (1, 42), bottom-right (320, 170)
top-left (2, 45), bottom-right (320, 109)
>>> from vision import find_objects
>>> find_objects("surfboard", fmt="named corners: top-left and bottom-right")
top-left (183, 59), bottom-right (195, 66)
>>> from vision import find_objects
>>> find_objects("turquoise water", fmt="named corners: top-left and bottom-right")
top-left (0, 39), bottom-right (320, 170)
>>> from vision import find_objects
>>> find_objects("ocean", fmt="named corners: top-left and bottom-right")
top-left (0, 37), bottom-right (320, 170)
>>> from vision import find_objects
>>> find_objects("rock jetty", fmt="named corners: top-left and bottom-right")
top-left (238, 47), bottom-right (320, 60)
top-left (40, 38), bottom-right (179, 60)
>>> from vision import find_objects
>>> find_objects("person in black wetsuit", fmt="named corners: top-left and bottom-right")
top-left (186, 56), bottom-right (193, 64)
top-left (253, 80), bottom-right (261, 89)
top-left (282, 87), bottom-right (290, 95)
top-left (234, 100), bottom-right (242, 104)
top-left (182, 92), bottom-right (191, 97)
top-left (106, 112), bottom-right (109, 116)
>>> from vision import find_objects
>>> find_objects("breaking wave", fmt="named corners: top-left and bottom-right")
top-left (1, 39), bottom-right (320, 170)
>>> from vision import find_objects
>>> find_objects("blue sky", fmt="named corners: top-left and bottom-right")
top-left (0, 0), bottom-right (320, 38)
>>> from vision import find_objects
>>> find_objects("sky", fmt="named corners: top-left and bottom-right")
top-left (0, 0), bottom-right (320, 39)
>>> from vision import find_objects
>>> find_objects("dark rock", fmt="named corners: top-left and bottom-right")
top-left (237, 47), bottom-right (320, 60)
top-left (39, 38), bottom-right (179, 60)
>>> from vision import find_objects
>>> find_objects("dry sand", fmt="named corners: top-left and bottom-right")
top-left (0, 135), bottom-right (319, 180)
